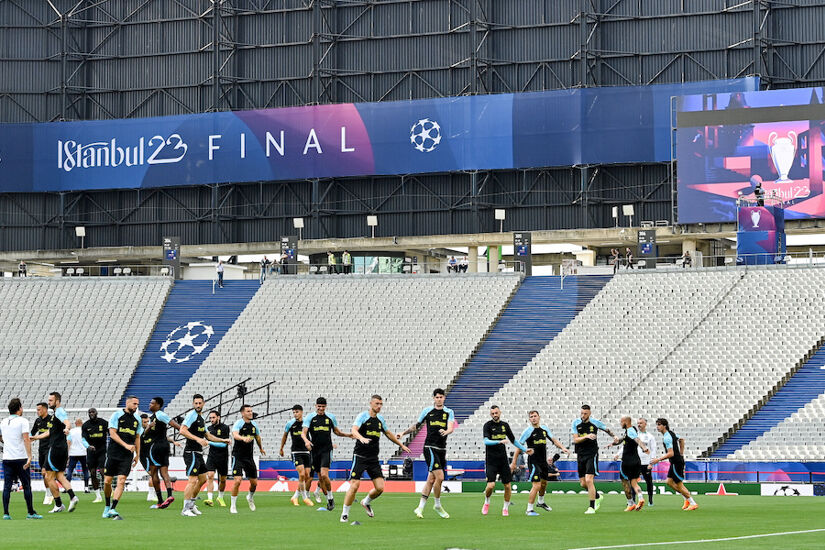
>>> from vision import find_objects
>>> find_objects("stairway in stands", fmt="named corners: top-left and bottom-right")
top-left (711, 341), bottom-right (825, 458)
top-left (403, 275), bottom-right (610, 457)
top-left (121, 280), bottom-right (260, 406)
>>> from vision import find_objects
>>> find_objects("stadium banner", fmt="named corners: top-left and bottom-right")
top-left (0, 79), bottom-right (756, 193)
top-left (460, 481), bottom-right (761, 496)
top-left (677, 86), bottom-right (825, 223)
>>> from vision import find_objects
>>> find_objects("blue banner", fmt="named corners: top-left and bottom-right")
top-left (0, 78), bottom-right (756, 193)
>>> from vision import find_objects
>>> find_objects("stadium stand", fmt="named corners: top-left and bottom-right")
top-left (165, 273), bottom-right (522, 460)
top-left (0, 277), bottom-right (171, 409)
top-left (732, 393), bottom-right (825, 460)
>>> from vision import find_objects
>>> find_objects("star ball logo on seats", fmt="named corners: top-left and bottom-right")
top-left (160, 321), bottom-right (214, 363)
top-left (410, 118), bottom-right (442, 152)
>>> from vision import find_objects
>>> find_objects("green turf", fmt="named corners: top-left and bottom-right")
top-left (1, 491), bottom-right (824, 549)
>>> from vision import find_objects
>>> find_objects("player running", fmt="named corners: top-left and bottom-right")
top-left (30, 402), bottom-right (54, 506)
top-left (481, 405), bottom-right (528, 516)
top-left (204, 410), bottom-right (231, 508)
top-left (340, 395), bottom-right (410, 523)
top-left (649, 418), bottom-right (698, 511)
top-left (179, 394), bottom-right (231, 517)
top-left (82, 408), bottom-right (108, 503)
top-left (607, 415), bottom-right (649, 511)
top-left (301, 397), bottom-right (352, 511)
top-left (34, 392), bottom-right (78, 513)
top-left (280, 404), bottom-right (314, 507)
top-left (102, 396), bottom-right (143, 519)
top-left (572, 404), bottom-right (618, 514)
top-left (512, 410), bottom-right (568, 516)
top-left (229, 404), bottom-right (265, 514)
top-left (398, 388), bottom-right (455, 519)
top-left (146, 396), bottom-right (181, 509)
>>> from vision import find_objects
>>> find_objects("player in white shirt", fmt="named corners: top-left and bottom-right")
top-left (1, 398), bottom-right (41, 519)
top-left (67, 418), bottom-right (90, 491)
top-left (637, 417), bottom-right (657, 506)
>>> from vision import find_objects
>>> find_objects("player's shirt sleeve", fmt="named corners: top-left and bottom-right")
top-left (156, 411), bottom-right (171, 424)
top-left (627, 427), bottom-right (639, 440)
top-left (302, 412), bottom-right (315, 428)
top-left (328, 412), bottom-right (338, 428)
top-left (20, 418), bottom-right (30, 434)
top-left (54, 407), bottom-right (68, 423)
top-left (377, 414), bottom-right (388, 432)
top-left (232, 419), bottom-right (244, 432)
top-left (518, 427), bottom-right (532, 446)
top-left (445, 407), bottom-right (455, 424)
top-left (252, 421), bottom-right (261, 435)
top-left (136, 421), bottom-right (144, 436)
top-left (81, 436), bottom-right (90, 448)
top-left (417, 407), bottom-right (433, 426)
top-left (663, 432), bottom-right (673, 451)
top-left (181, 410), bottom-right (198, 429)
top-left (571, 419), bottom-right (580, 434)
top-left (541, 425), bottom-right (554, 440)
top-left (284, 419), bottom-right (293, 433)
top-left (108, 410), bottom-right (122, 428)
top-left (353, 411), bottom-right (368, 428)
top-left (591, 418), bottom-right (607, 431)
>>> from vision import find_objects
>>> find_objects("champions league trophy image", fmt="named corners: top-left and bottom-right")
top-left (751, 209), bottom-right (761, 228)
top-left (768, 130), bottom-right (797, 184)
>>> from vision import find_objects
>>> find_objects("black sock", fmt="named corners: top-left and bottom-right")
top-left (156, 489), bottom-right (163, 504)
top-left (589, 499), bottom-right (595, 508)
top-left (66, 489), bottom-right (76, 499)
top-left (105, 496), bottom-right (111, 507)
top-left (596, 493), bottom-right (601, 500)
top-left (55, 497), bottom-right (63, 507)
top-left (167, 488), bottom-right (173, 498)
top-left (421, 494), bottom-right (428, 500)
top-left (249, 486), bottom-right (256, 495)
top-left (111, 499), bottom-right (118, 510)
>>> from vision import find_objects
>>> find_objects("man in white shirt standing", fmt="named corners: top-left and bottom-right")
top-left (637, 417), bottom-right (657, 507)
top-left (0, 398), bottom-right (41, 519)
top-left (67, 418), bottom-right (90, 491)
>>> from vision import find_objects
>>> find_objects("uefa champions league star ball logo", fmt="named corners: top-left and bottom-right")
top-left (160, 321), bottom-right (214, 363)
top-left (410, 118), bottom-right (442, 152)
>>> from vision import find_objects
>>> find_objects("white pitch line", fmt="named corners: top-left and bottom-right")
top-left (566, 528), bottom-right (825, 550)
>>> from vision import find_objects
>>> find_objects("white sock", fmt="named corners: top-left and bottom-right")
top-left (230, 496), bottom-right (237, 507)
top-left (537, 495), bottom-right (544, 504)
top-left (207, 491), bottom-right (213, 500)
top-left (503, 500), bottom-right (510, 510)
top-left (342, 504), bottom-right (351, 516)
top-left (363, 495), bottom-right (372, 505)
top-left (327, 492), bottom-right (334, 502)
top-left (314, 486), bottom-right (321, 495)
top-left (627, 498), bottom-right (635, 506)
top-left (292, 490), bottom-right (299, 499)
top-left (527, 502), bottom-right (534, 512)
top-left (95, 489), bottom-right (101, 498)
top-left (218, 491), bottom-right (224, 500)
top-left (418, 496), bottom-right (427, 509)
top-left (302, 490), bottom-right (309, 499)
top-left (484, 496), bottom-right (490, 505)
top-left (688, 497), bottom-right (696, 505)
top-left (433, 497), bottom-right (441, 508)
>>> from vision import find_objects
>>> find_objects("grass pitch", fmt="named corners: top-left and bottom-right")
top-left (1, 491), bottom-right (823, 549)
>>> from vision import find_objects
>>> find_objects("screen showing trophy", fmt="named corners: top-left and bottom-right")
top-left (676, 87), bottom-right (825, 224)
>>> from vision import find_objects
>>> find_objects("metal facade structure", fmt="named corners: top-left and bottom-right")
top-left (2, 0), bottom-right (825, 251)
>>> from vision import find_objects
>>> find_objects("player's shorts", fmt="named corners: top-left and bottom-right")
top-left (45, 447), bottom-right (68, 472)
top-left (292, 451), bottom-right (311, 469)
top-left (527, 458), bottom-right (550, 483)
top-left (620, 460), bottom-right (642, 480)
top-left (139, 450), bottom-right (151, 472)
top-left (667, 459), bottom-right (686, 482)
top-left (87, 450), bottom-right (106, 470)
top-left (311, 448), bottom-right (333, 472)
top-left (38, 449), bottom-right (49, 470)
top-left (103, 454), bottom-right (133, 477)
top-left (577, 455), bottom-right (599, 477)
top-left (231, 456), bottom-right (258, 479)
top-left (184, 451), bottom-right (206, 477)
top-left (423, 446), bottom-right (446, 472)
top-left (206, 452), bottom-right (228, 477)
top-left (485, 456), bottom-right (512, 484)
top-left (348, 454), bottom-right (383, 481)
top-left (148, 441), bottom-right (170, 468)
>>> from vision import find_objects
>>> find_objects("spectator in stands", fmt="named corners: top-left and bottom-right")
top-left (459, 256), bottom-right (469, 273)
top-left (279, 253), bottom-right (289, 275)
top-left (625, 247), bottom-right (635, 270)
top-left (327, 251), bottom-right (338, 274)
top-left (259, 256), bottom-right (271, 284)
top-left (341, 250), bottom-right (352, 274)
top-left (754, 180), bottom-right (765, 206)
top-left (547, 453), bottom-right (561, 481)
top-left (611, 249), bottom-right (620, 274)
top-left (216, 261), bottom-right (225, 288)
top-left (447, 256), bottom-right (458, 273)
top-left (67, 418), bottom-right (90, 491)
top-left (17, 261), bottom-right (27, 277)
top-left (682, 250), bottom-right (692, 268)
top-left (511, 450), bottom-right (526, 481)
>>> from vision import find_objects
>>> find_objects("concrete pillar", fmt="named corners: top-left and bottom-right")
top-left (468, 246), bottom-right (478, 273)
top-left (488, 245), bottom-right (500, 272)
top-left (575, 249), bottom-right (596, 267)
top-left (682, 239), bottom-right (697, 255)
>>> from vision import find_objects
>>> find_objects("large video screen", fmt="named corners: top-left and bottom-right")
top-left (677, 87), bottom-right (825, 224)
